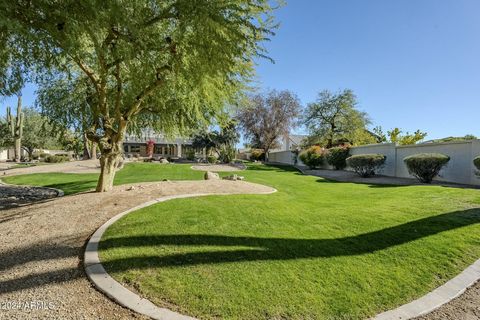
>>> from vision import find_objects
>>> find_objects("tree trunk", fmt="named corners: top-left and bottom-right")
top-left (90, 142), bottom-right (97, 160)
top-left (96, 152), bottom-right (119, 192)
top-left (82, 132), bottom-right (91, 160)
top-left (14, 138), bottom-right (21, 162)
top-left (95, 140), bottom-right (123, 192)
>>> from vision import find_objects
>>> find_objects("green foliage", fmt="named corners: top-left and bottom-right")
top-left (428, 135), bottom-right (477, 144)
top-left (473, 156), bottom-right (480, 171)
top-left (1, 0), bottom-right (278, 190)
top-left (304, 89), bottom-right (373, 148)
top-left (191, 119), bottom-right (239, 163)
top-left (21, 107), bottom-right (62, 159)
top-left (207, 155), bottom-right (217, 164)
top-left (250, 149), bottom-right (265, 161)
top-left (44, 154), bottom-right (69, 163)
top-left (186, 150), bottom-right (195, 161)
top-left (299, 146), bottom-right (325, 169)
top-left (346, 154), bottom-right (386, 177)
top-left (326, 147), bottom-right (350, 170)
top-left (0, 118), bottom-right (11, 148)
top-left (387, 128), bottom-right (427, 145)
top-left (404, 153), bottom-right (450, 183)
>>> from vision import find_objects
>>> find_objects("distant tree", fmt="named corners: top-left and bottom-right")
top-left (21, 108), bottom-right (61, 160)
top-left (387, 128), bottom-right (427, 145)
top-left (191, 131), bottom-right (219, 156)
top-left (429, 134), bottom-right (477, 143)
top-left (238, 90), bottom-right (301, 161)
top-left (0, 118), bottom-right (11, 148)
top-left (59, 129), bottom-right (84, 160)
top-left (1, 1), bottom-right (277, 191)
top-left (191, 119), bottom-right (240, 163)
top-left (216, 120), bottom-right (240, 163)
top-left (304, 89), bottom-right (373, 148)
top-left (372, 126), bottom-right (387, 143)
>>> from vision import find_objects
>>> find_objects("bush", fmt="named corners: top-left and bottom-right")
top-left (44, 154), bottom-right (69, 163)
top-left (473, 156), bottom-right (480, 171)
top-left (207, 155), bottom-right (217, 164)
top-left (250, 149), bottom-right (265, 161)
top-left (346, 154), bottom-right (386, 177)
top-left (186, 150), bottom-right (195, 161)
top-left (404, 153), bottom-right (450, 183)
top-left (326, 147), bottom-right (350, 170)
top-left (299, 146), bottom-right (325, 169)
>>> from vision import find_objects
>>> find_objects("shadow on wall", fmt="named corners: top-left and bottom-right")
top-left (97, 208), bottom-right (480, 270)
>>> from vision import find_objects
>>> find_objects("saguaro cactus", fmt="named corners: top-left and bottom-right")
top-left (6, 95), bottom-right (24, 162)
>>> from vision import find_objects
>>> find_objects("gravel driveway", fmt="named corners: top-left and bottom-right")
top-left (0, 180), bottom-right (274, 319)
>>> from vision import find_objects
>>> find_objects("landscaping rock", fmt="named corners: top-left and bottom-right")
top-left (204, 171), bottom-right (220, 180)
top-left (160, 158), bottom-right (169, 164)
top-left (222, 174), bottom-right (244, 181)
top-left (0, 184), bottom-right (59, 209)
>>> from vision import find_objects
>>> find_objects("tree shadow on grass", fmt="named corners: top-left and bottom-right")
top-left (97, 208), bottom-right (480, 271)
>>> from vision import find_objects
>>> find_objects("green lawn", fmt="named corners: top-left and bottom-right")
top-left (94, 163), bottom-right (480, 319)
top-left (4, 162), bottom-right (480, 319)
top-left (2, 163), bottom-right (205, 195)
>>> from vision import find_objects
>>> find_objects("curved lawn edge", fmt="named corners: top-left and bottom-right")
top-left (84, 189), bottom-right (277, 320)
top-left (373, 258), bottom-right (480, 319)
top-left (0, 179), bottom-right (65, 197)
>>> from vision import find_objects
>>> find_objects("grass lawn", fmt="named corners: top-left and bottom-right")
top-left (92, 163), bottom-right (480, 319)
top-left (4, 162), bottom-right (480, 318)
top-left (2, 163), bottom-right (205, 195)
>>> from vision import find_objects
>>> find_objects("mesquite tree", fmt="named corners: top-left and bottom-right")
top-left (237, 90), bottom-right (301, 161)
top-left (1, 0), bottom-right (277, 191)
top-left (304, 89), bottom-right (372, 148)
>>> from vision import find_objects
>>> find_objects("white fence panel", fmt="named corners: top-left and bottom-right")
top-left (268, 139), bottom-right (480, 186)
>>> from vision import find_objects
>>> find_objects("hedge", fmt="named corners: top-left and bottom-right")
top-left (299, 146), bottom-right (325, 169)
top-left (346, 154), bottom-right (386, 177)
top-left (326, 147), bottom-right (350, 170)
top-left (403, 153), bottom-right (450, 183)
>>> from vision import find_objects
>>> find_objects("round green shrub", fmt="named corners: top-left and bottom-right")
top-left (207, 155), bottom-right (217, 164)
top-left (250, 149), bottom-right (265, 161)
top-left (473, 156), bottom-right (480, 171)
top-left (186, 150), bottom-right (195, 161)
top-left (403, 153), bottom-right (450, 183)
top-left (326, 147), bottom-right (350, 170)
top-left (44, 154), bottom-right (69, 163)
top-left (299, 146), bottom-right (325, 169)
top-left (346, 154), bottom-right (386, 177)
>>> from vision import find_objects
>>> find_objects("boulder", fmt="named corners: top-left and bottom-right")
top-left (204, 171), bottom-right (220, 180)
top-left (160, 158), bottom-right (169, 164)
top-left (222, 174), bottom-right (244, 181)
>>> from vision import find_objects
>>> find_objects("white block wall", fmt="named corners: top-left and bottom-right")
top-left (269, 140), bottom-right (480, 186)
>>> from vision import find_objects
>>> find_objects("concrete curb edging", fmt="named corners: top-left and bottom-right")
top-left (373, 258), bottom-right (480, 319)
top-left (84, 189), bottom-right (277, 320)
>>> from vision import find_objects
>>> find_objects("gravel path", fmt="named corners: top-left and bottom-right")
top-left (0, 159), bottom-right (102, 177)
top-left (191, 164), bottom-right (245, 172)
top-left (0, 180), bottom-right (274, 319)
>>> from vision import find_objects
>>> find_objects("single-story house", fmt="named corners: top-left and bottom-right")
top-left (123, 130), bottom-right (205, 159)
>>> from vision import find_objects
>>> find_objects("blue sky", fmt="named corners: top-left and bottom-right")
top-left (2, 0), bottom-right (480, 140)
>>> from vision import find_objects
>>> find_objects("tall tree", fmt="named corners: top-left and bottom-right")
top-left (1, 0), bottom-right (277, 191)
top-left (237, 90), bottom-right (301, 161)
top-left (21, 107), bottom-right (62, 160)
top-left (304, 89), bottom-right (373, 148)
